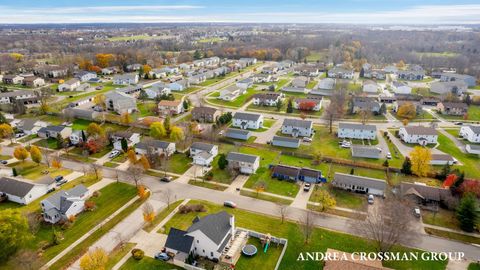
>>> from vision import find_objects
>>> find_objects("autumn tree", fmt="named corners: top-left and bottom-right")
top-left (298, 101), bottom-right (316, 111)
top-left (359, 109), bottom-right (372, 125)
top-left (170, 126), bottom-right (185, 141)
top-left (79, 248), bottom-right (108, 270)
top-left (89, 163), bottom-right (103, 180)
top-left (52, 158), bottom-right (62, 169)
top-left (120, 112), bottom-right (132, 125)
top-left (138, 155), bottom-right (151, 170)
top-left (127, 165), bottom-right (143, 187)
top-left (149, 122), bottom-right (166, 139)
top-left (0, 209), bottom-right (32, 262)
top-left (127, 149), bottom-right (137, 164)
top-left (86, 123), bottom-right (104, 137)
top-left (0, 123), bottom-right (13, 139)
top-left (397, 102), bottom-right (417, 120)
top-left (93, 94), bottom-right (106, 110)
top-left (396, 60), bottom-right (406, 69)
top-left (29, 145), bottom-right (42, 165)
top-left (14, 146), bottom-right (29, 162)
top-left (409, 146), bottom-right (431, 177)
top-left (142, 65), bottom-right (152, 77)
top-left (95, 53), bottom-right (114, 68)
top-left (142, 202), bottom-right (155, 224)
top-left (314, 189), bottom-right (336, 211)
top-left (163, 115), bottom-right (171, 134)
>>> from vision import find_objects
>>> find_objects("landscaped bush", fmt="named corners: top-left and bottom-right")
top-left (179, 204), bottom-right (206, 214)
top-left (84, 201), bottom-right (96, 211)
top-left (131, 248), bottom-right (144, 260)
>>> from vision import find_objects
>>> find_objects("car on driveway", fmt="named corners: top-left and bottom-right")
top-left (413, 207), bottom-right (421, 218)
top-left (367, 194), bottom-right (374, 204)
top-left (303, 183), bottom-right (311, 192)
top-left (160, 176), bottom-right (173, 182)
top-left (108, 150), bottom-right (121, 158)
top-left (303, 137), bottom-right (312, 142)
top-left (223, 201), bottom-right (237, 208)
top-left (54, 175), bottom-right (64, 182)
top-left (0, 160), bottom-right (8, 165)
top-left (56, 179), bottom-right (67, 186)
top-left (386, 152), bottom-right (392, 159)
top-left (15, 132), bottom-right (25, 138)
top-left (154, 252), bottom-right (170, 261)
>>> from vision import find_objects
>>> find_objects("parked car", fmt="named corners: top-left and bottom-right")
top-left (54, 175), bottom-right (64, 182)
top-left (340, 141), bottom-right (351, 148)
top-left (0, 160), bottom-right (8, 165)
top-left (108, 150), bottom-right (121, 158)
top-left (223, 201), bottom-right (237, 208)
top-left (413, 207), bottom-right (421, 218)
top-left (386, 152), bottom-right (392, 159)
top-left (303, 137), bottom-right (312, 142)
top-left (454, 122), bottom-right (463, 126)
top-left (15, 132), bottom-right (25, 138)
top-left (367, 194), bottom-right (374, 204)
top-left (218, 130), bottom-right (225, 136)
top-left (47, 187), bottom-right (56, 193)
top-left (160, 176), bottom-right (173, 183)
top-left (154, 252), bottom-right (170, 261)
top-left (56, 179), bottom-right (67, 186)
top-left (303, 183), bottom-right (311, 192)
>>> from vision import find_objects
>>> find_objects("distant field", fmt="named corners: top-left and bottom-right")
top-left (107, 35), bottom-right (169, 42)
top-left (414, 51), bottom-right (459, 58)
top-left (306, 50), bottom-right (327, 62)
top-left (197, 37), bottom-right (226, 43)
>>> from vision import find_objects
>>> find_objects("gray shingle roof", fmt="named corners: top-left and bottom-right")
top-left (191, 142), bottom-right (215, 152)
top-left (187, 211), bottom-right (232, 245)
top-left (339, 123), bottom-right (377, 131)
top-left (44, 184), bottom-right (88, 210)
top-left (400, 182), bottom-right (450, 201)
top-left (226, 152), bottom-right (259, 164)
top-left (136, 139), bottom-right (172, 150)
top-left (0, 177), bottom-right (35, 197)
top-left (272, 136), bottom-right (300, 144)
top-left (282, 118), bottom-right (313, 129)
top-left (403, 126), bottom-right (437, 136)
top-left (351, 146), bottom-right (381, 159)
top-left (233, 112), bottom-right (261, 121)
top-left (165, 228), bottom-right (194, 253)
top-left (333, 173), bottom-right (386, 191)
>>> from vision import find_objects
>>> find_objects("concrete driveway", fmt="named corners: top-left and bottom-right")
top-left (290, 182), bottom-right (314, 209)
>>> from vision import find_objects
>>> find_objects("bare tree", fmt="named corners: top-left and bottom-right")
top-left (350, 196), bottom-right (419, 252)
top-left (25, 212), bottom-right (41, 234)
top-left (163, 188), bottom-right (173, 209)
top-left (323, 90), bottom-right (346, 133)
top-left (300, 210), bottom-right (315, 244)
top-left (126, 165), bottom-right (144, 187)
top-left (142, 201), bottom-right (155, 224)
top-left (14, 250), bottom-right (41, 270)
top-left (359, 109), bottom-right (372, 125)
top-left (41, 146), bottom-right (51, 168)
top-left (89, 163), bottom-right (103, 180)
top-left (276, 203), bottom-right (289, 224)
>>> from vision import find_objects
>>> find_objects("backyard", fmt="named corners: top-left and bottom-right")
top-left (436, 133), bottom-right (480, 179)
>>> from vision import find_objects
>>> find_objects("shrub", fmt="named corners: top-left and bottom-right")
top-left (179, 204), bottom-right (206, 214)
top-left (131, 248), bottom-right (144, 260)
top-left (205, 171), bottom-right (213, 180)
top-left (84, 201), bottom-right (96, 211)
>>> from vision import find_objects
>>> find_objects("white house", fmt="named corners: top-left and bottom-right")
top-left (158, 100), bottom-right (184, 115)
top-left (392, 81), bottom-right (412, 94)
top-left (328, 67), bottom-right (354, 79)
top-left (190, 142), bottom-right (218, 166)
top-left (460, 125), bottom-right (480, 143)
top-left (362, 80), bottom-right (379, 93)
top-left (281, 118), bottom-right (314, 137)
top-left (232, 112), bottom-right (263, 130)
top-left (75, 71), bottom-right (97, 82)
top-left (113, 73), bottom-right (139, 85)
top-left (0, 177), bottom-right (54, 205)
top-left (135, 139), bottom-right (176, 157)
top-left (16, 119), bottom-right (48, 135)
top-left (236, 78), bottom-right (254, 89)
top-left (165, 211), bottom-right (236, 261)
top-left (466, 144), bottom-right (480, 155)
top-left (148, 69), bottom-right (167, 79)
top-left (338, 123), bottom-right (377, 140)
top-left (399, 126), bottom-right (438, 145)
top-left (226, 152), bottom-right (260, 174)
top-left (430, 154), bottom-right (457, 166)
top-left (317, 78), bottom-right (335, 90)
top-left (70, 130), bottom-right (86, 145)
top-left (110, 131), bottom-right (141, 151)
top-left (252, 93), bottom-right (283, 106)
top-left (291, 76), bottom-right (309, 88)
top-left (145, 84), bottom-right (171, 99)
top-left (41, 185), bottom-right (88, 224)
top-left (23, 77), bottom-right (45, 87)
top-left (101, 67), bottom-right (117, 75)
top-left (104, 91), bottom-right (137, 114)
top-left (332, 173), bottom-right (386, 196)
top-left (2, 75), bottom-right (24, 84)
top-left (37, 125), bottom-right (73, 140)
top-left (168, 79), bottom-right (190, 91)
top-left (218, 85), bottom-right (245, 101)
top-left (58, 79), bottom-right (81, 92)
top-left (188, 73), bottom-right (207, 85)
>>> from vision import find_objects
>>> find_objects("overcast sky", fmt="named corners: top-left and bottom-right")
top-left (1, 0), bottom-right (480, 24)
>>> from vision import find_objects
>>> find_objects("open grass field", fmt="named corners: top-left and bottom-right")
top-left (71, 119), bottom-right (92, 130)
top-left (306, 50), bottom-right (327, 62)
top-left (163, 200), bottom-right (447, 270)
top-left (9, 161), bottom-right (72, 180)
top-left (207, 87), bottom-right (259, 108)
top-left (414, 51), bottom-right (460, 58)
top-left (107, 35), bottom-right (166, 42)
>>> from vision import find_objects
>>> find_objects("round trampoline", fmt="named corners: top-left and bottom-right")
top-left (242, 244), bottom-right (258, 257)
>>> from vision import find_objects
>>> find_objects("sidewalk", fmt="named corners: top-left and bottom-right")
top-left (424, 223), bottom-right (480, 238)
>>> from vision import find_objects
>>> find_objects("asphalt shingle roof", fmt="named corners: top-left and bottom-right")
top-left (226, 152), bottom-right (259, 164)
top-left (0, 177), bottom-right (35, 197)
top-left (187, 211), bottom-right (232, 245)
top-left (282, 118), bottom-right (313, 129)
top-left (333, 173), bottom-right (386, 191)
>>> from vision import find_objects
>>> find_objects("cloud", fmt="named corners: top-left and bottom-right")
top-left (0, 4), bottom-right (479, 24)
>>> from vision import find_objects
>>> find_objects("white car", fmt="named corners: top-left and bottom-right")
top-left (108, 150), bottom-right (121, 158)
top-left (303, 137), bottom-right (312, 142)
top-left (386, 152), bottom-right (392, 159)
top-left (340, 142), bottom-right (351, 148)
top-left (368, 194), bottom-right (374, 204)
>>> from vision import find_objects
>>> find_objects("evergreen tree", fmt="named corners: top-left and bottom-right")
top-left (56, 134), bottom-right (64, 149)
top-left (439, 163), bottom-right (451, 180)
top-left (383, 159), bottom-right (389, 167)
top-left (183, 100), bottom-right (189, 110)
top-left (218, 154), bottom-right (228, 170)
top-left (401, 157), bottom-right (412, 175)
top-left (193, 50), bottom-right (202, 60)
top-left (286, 99), bottom-right (293, 113)
top-left (0, 111), bottom-right (7, 124)
top-left (12, 167), bottom-right (17, 177)
top-left (121, 138), bottom-right (128, 152)
top-left (379, 103), bottom-right (387, 114)
top-left (456, 193), bottom-right (479, 232)
top-left (350, 168), bottom-right (354, 175)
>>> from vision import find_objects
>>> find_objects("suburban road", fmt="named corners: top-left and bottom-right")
top-left (2, 146), bottom-right (479, 260)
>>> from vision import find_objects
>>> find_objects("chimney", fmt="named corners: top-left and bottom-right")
top-left (230, 215), bottom-right (235, 236)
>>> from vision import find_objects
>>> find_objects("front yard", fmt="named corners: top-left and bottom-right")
top-left (436, 133), bottom-right (480, 179)
top-left (310, 184), bottom-right (367, 211)
top-left (8, 161), bottom-right (72, 181)
top-left (439, 105), bottom-right (480, 121)
top-left (207, 87), bottom-right (259, 108)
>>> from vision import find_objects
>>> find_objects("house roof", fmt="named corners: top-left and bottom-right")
top-left (272, 136), bottom-right (300, 144)
top-left (44, 185), bottom-right (88, 211)
top-left (254, 93), bottom-right (281, 102)
top-left (165, 228), bottom-right (194, 254)
top-left (226, 152), bottom-right (259, 164)
top-left (440, 102), bottom-right (468, 110)
top-left (187, 211), bottom-right (232, 245)
top-left (402, 126), bottom-right (437, 136)
top-left (233, 112), bottom-right (261, 122)
top-left (400, 182), bottom-right (450, 202)
top-left (191, 142), bottom-right (216, 152)
top-left (300, 168), bottom-right (322, 178)
top-left (0, 90), bottom-right (34, 98)
top-left (282, 118), bottom-right (313, 129)
top-left (158, 100), bottom-right (182, 107)
top-left (38, 125), bottom-right (68, 134)
top-left (273, 165), bottom-right (300, 178)
top-left (225, 128), bottom-right (251, 138)
top-left (466, 125), bottom-right (480, 135)
top-left (0, 177), bottom-right (35, 198)
top-left (63, 78), bottom-right (80, 85)
top-left (431, 154), bottom-right (455, 162)
top-left (136, 139), bottom-right (172, 150)
top-left (333, 173), bottom-right (386, 191)
top-left (192, 106), bottom-right (217, 115)
top-left (351, 146), bottom-right (381, 159)
top-left (339, 123), bottom-right (376, 131)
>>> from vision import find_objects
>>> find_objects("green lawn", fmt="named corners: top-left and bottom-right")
top-left (424, 227), bottom-right (480, 245)
top-left (236, 237), bottom-right (283, 270)
top-left (422, 208), bottom-right (459, 230)
top-left (71, 119), bottom-right (93, 130)
top-left (34, 138), bottom-right (60, 150)
top-left (439, 105), bottom-right (480, 121)
top-left (189, 179), bottom-right (228, 191)
top-left (136, 102), bottom-right (157, 117)
top-left (207, 87), bottom-right (259, 108)
top-left (9, 161), bottom-right (72, 181)
top-left (306, 80), bottom-right (317, 89)
top-left (206, 144), bottom-right (236, 183)
top-left (17, 134), bottom-right (37, 143)
top-left (310, 184), bottom-right (367, 211)
top-left (119, 257), bottom-right (184, 270)
top-left (144, 200), bottom-right (184, 233)
top-left (158, 153), bottom-right (192, 174)
top-left (163, 200), bottom-right (447, 270)
top-left (390, 109), bottom-right (436, 121)
top-left (240, 189), bottom-right (293, 205)
top-left (469, 262), bottom-right (480, 270)
top-left (106, 243), bottom-right (136, 270)
top-left (437, 133), bottom-right (480, 179)
top-left (306, 50), bottom-right (327, 62)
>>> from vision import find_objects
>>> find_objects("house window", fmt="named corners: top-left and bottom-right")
top-left (197, 240), bottom-right (199, 243)
top-left (203, 249), bottom-right (205, 253)
top-left (211, 252), bottom-right (214, 257)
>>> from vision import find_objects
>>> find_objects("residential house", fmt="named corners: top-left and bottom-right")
top-left (41, 185), bottom-right (88, 224)
top-left (77, 83), bottom-right (93, 92)
top-left (351, 145), bottom-right (381, 159)
top-left (383, 65), bottom-right (398, 74)
top-left (327, 67), bottom-right (354, 79)
top-left (165, 211), bottom-right (235, 261)
top-left (169, 79), bottom-right (190, 91)
top-left (392, 81), bottom-right (412, 94)
top-left (158, 100), bottom-right (184, 115)
top-left (58, 79), bottom-right (81, 92)
top-left (145, 84), bottom-right (171, 99)
top-left (421, 97), bottom-right (440, 106)
top-left (239, 57), bottom-right (257, 67)
top-left (437, 102), bottom-right (468, 116)
top-left (317, 78), bottom-right (335, 90)
top-left (293, 65), bottom-right (320, 77)
top-left (225, 128), bottom-right (252, 140)
top-left (104, 91), bottom-right (137, 114)
top-left (191, 106), bottom-right (219, 123)
top-left (16, 119), bottom-right (48, 135)
top-left (271, 165), bottom-right (323, 183)
top-left (430, 154), bottom-right (457, 165)
top-left (111, 131), bottom-right (141, 151)
top-left (362, 64), bottom-right (386, 80)
top-left (148, 69), bottom-right (167, 79)
top-left (188, 73), bottom-right (207, 85)
top-left (291, 76), bottom-right (309, 88)
top-left (252, 93), bottom-right (283, 106)
top-left (0, 90), bottom-right (39, 105)
top-left (232, 112), bottom-right (263, 130)
top-left (397, 68), bottom-right (425, 81)
top-left (400, 182), bottom-right (451, 206)
top-left (135, 139), bottom-right (176, 157)
top-left (352, 97), bottom-right (381, 114)
top-left (236, 78), bottom-right (253, 89)
top-left (252, 74), bottom-right (272, 83)
top-left (362, 80), bottom-right (379, 93)
top-left (281, 118), bottom-right (314, 137)
top-left (378, 95), bottom-right (397, 104)
top-left (460, 125), bottom-right (480, 143)
top-left (190, 142), bottom-right (218, 166)
top-left (69, 130), bottom-right (87, 145)
top-left (439, 73), bottom-right (476, 87)
top-left (117, 84), bottom-right (143, 96)
top-left (37, 125), bottom-right (72, 140)
top-left (126, 64), bottom-right (142, 72)
top-left (332, 173), bottom-right (387, 196)
top-left (2, 75), bottom-right (24, 84)
top-left (430, 81), bottom-right (467, 96)
top-left (101, 67), bottom-right (118, 75)
top-left (338, 123), bottom-right (377, 140)
top-left (271, 136), bottom-right (300, 148)
top-left (293, 97), bottom-right (322, 111)
top-left (226, 152), bottom-right (260, 174)
top-left (281, 86), bottom-right (307, 94)
top-left (0, 177), bottom-right (54, 205)
top-left (262, 65), bottom-right (278, 74)
top-left (466, 144), bottom-right (480, 154)
top-left (75, 71), bottom-right (97, 82)
top-left (399, 126), bottom-right (438, 145)
top-left (23, 77), bottom-right (45, 87)
top-left (113, 73), bottom-right (139, 85)
top-left (218, 85), bottom-right (245, 101)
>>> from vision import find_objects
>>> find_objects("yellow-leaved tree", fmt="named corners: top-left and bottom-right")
top-left (13, 146), bottom-right (29, 162)
top-left (79, 248), bottom-right (108, 270)
top-left (170, 126), bottom-right (185, 142)
top-left (409, 146), bottom-right (432, 177)
top-left (397, 102), bottom-right (417, 120)
top-left (0, 123), bottom-right (13, 139)
top-left (29, 145), bottom-right (42, 165)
